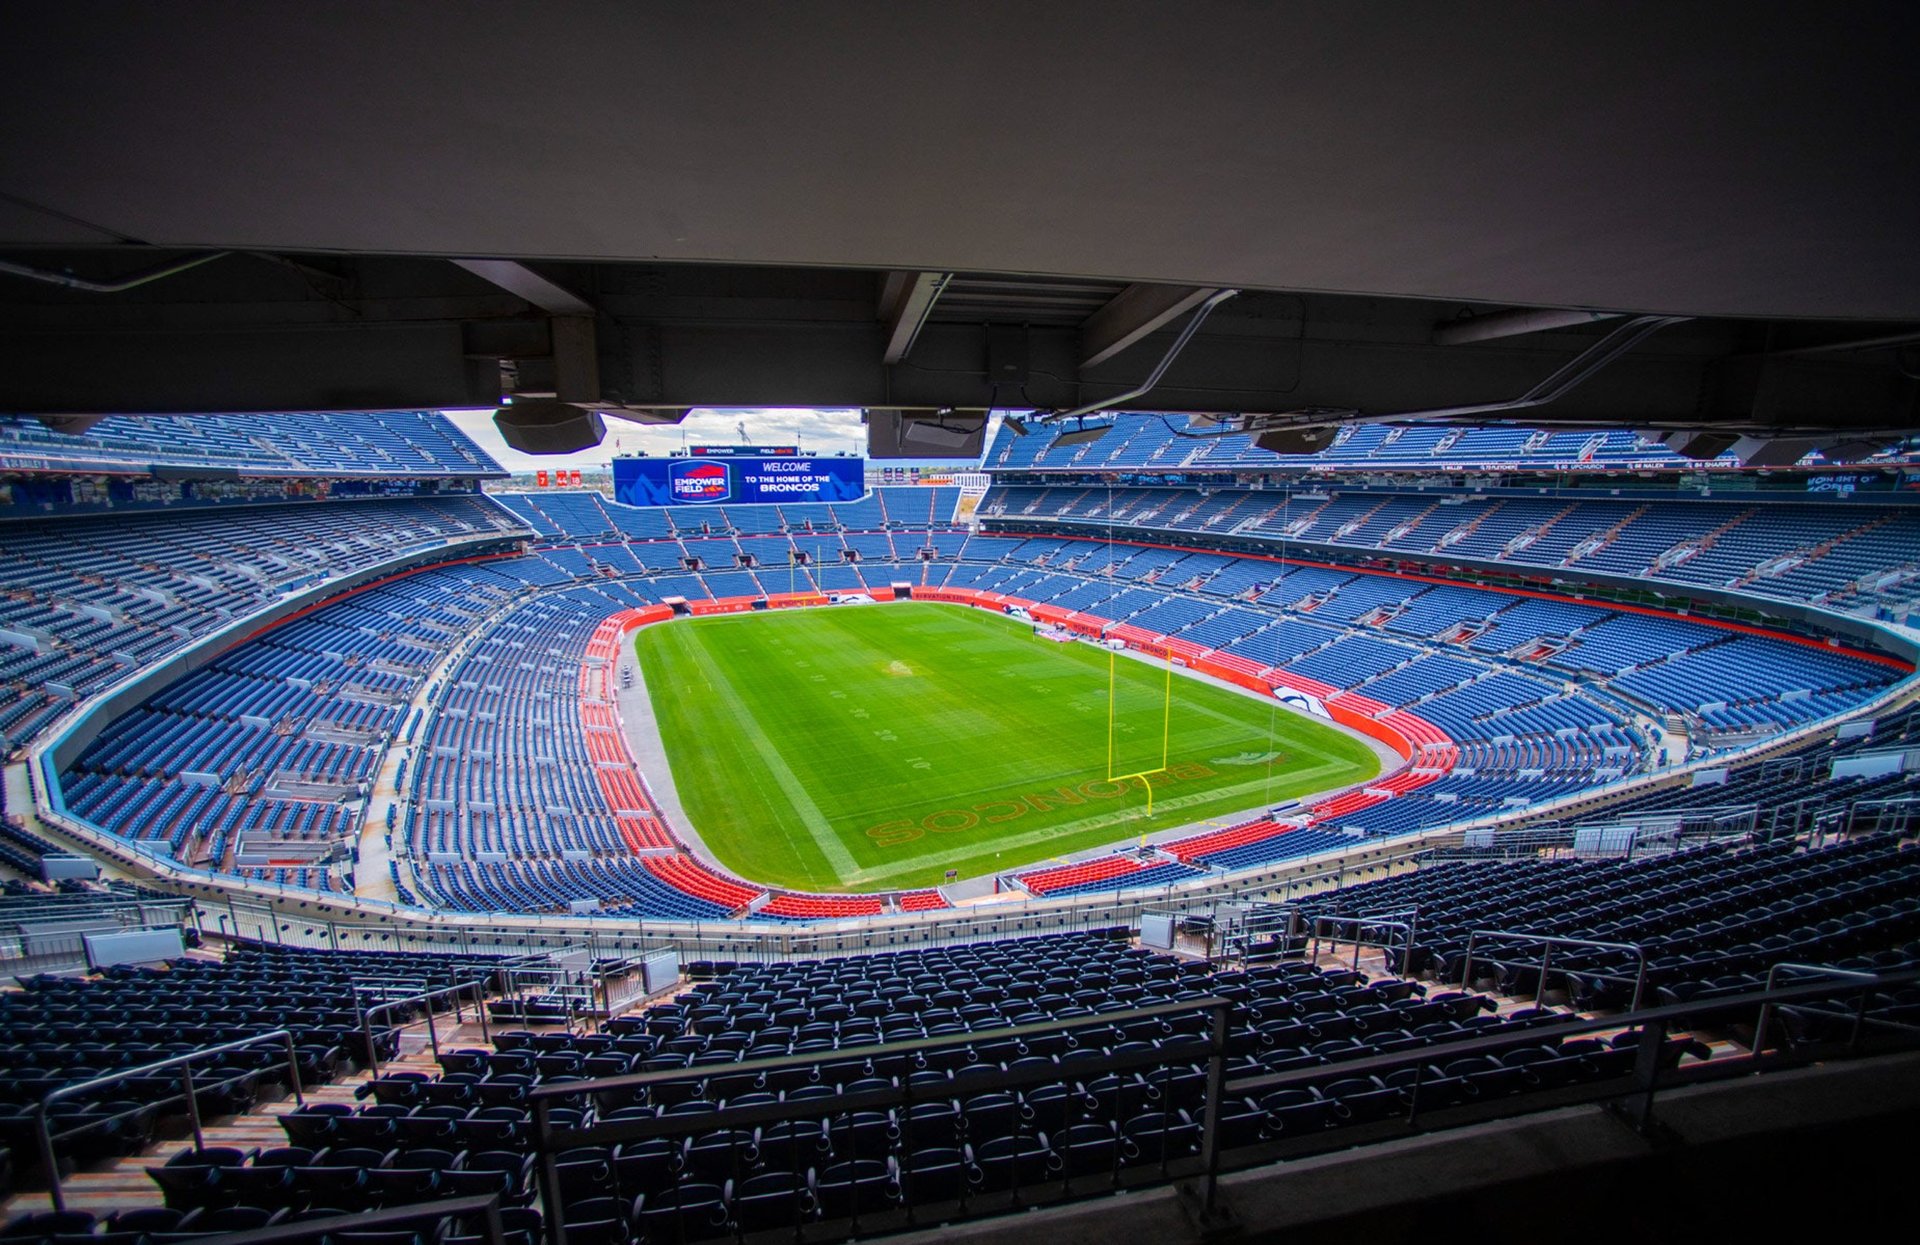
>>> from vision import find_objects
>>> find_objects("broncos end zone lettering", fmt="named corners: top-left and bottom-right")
top-left (613, 456), bottom-right (867, 507)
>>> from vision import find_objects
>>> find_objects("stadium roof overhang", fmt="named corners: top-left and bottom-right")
top-left (1, 2), bottom-right (1916, 450)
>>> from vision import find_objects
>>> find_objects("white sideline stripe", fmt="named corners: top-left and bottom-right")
top-left (678, 633), bottom-right (862, 878)
top-left (839, 762), bottom-right (1344, 886)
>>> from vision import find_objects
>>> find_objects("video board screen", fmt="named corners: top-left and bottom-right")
top-left (613, 455), bottom-right (866, 506)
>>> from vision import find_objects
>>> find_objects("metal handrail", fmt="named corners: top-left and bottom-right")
top-left (526, 994), bottom-right (1224, 1104)
top-left (515, 968), bottom-right (1920, 1245)
top-left (1046, 288), bottom-right (1239, 423)
top-left (1846, 795), bottom-right (1920, 838)
top-left (35, 1028), bottom-right (304, 1212)
top-left (0, 896), bottom-right (193, 927)
top-left (1311, 914), bottom-right (1417, 975)
top-left (497, 962), bottom-right (583, 1035)
top-left (1751, 962), bottom-right (1885, 1054)
top-left (1459, 930), bottom-right (1650, 1011)
top-left (173, 1194), bottom-right (507, 1245)
top-left (527, 996), bottom-right (1236, 1245)
top-left (1216, 902), bottom-right (1303, 965)
top-left (1229, 966), bottom-right (1920, 1100)
top-left (359, 979), bottom-right (491, 1076)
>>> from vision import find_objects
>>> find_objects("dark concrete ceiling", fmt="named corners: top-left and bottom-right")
top-left (0, 2), bottom-right (1916, 444)
top-left (4, 1), bottom-right (1918, 318)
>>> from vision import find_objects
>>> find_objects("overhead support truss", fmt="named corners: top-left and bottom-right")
top-left (450, 260), bottom-right (595, 317)
top-left (1079, 283), bottom-right (1225, 369)
top-left (879, 270), bottom-right (951, 364)
top-left (451, 260), bottom-right (599, 404)
top-left (1432, 306), bottom-right (1624, 347)
top-left (1, 255), bottom-right (1914, 443)
top-left (1042, 288), bottom-right (1240, 425)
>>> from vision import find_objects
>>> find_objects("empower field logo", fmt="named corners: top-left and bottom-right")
top-left (669, 460), bottom-right (731, 503)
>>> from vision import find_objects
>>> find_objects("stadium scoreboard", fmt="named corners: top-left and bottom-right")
top-left (613, 453), bottom-right (866, 507)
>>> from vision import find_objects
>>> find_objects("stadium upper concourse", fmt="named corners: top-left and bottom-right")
top-left (3, 5), bottom-right (1920, 1244)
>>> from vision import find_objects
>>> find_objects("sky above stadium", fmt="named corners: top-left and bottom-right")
top-left (443, 407), bottom-right (869, 472)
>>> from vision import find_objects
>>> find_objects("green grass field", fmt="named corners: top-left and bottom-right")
top-left (634, 602), bottom-right (1381, 891)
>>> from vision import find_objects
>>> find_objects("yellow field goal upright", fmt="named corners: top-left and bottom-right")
top-left (1105, 636), bottom-right (1176, 816)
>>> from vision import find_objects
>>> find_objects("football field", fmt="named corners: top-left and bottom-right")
top-left (634, 602), bottom-right (1381, 892)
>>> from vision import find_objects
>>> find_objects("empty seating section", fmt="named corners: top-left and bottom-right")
top-left (1612, 637), bottom-right (1890, 733)
top-left (14, 872), bottom-right (1920, 1243)
top-left (1547, 612), bottom-right (1722, 675)
top-left (1020, 856), bottom-right (1159, 895)
top-left (1286, 635), bottom-right (1408, 688)
top-left (1164, 818), bottom-right (1288, 862)
top-left (2, 958), bottom-right (542, 1240)
top-left (1356, 655), bottom-right (1480, 706)
top-left (0, 817), bottom-right (65, 875)
top-left (408, 586), bottom-right (672, 895)
top-left (757, 894), bottom-right (887, 921)
top-left (421, 855), bottom-right (737, 920)
top-left (0, 410), bottom-right (500, 477)
top-left (13, 929), bottom-right (1540, 1238)
top-left (642, 856), bottom-right (762, 913)
top-left (952, 533), bottom-right (1896, 746)
top-left (978, 481), bottom-right (1920, 611)
top-left (983, 417), bottom-right (1897, 475)
top-left (1179, 827), bottom-right (1356, 871)
top-left (20, 465), bottom-right (1911, 923)
top-left (493, 487), bottom-right (974, 608)
top-left (62, 556), bottom-right (577, 877)
top-left (0, 497), bottom-right (523, 753)
top-left (1298, 837), bottom-right (1920, 1011)
top-left (1464, 598), bottom-right (1610, 655)
top-left (1220, 619), bottom-right (1332, 668)
top-left (1305, 715), bottom-right (1917, 839)
top-left (404, 923), bottom-right (1739, 1240)
top-left (0, 940), bottom-right (503, 1171)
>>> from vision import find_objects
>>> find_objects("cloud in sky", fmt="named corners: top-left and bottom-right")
top-left (443, 407), bottom-right (869, 473)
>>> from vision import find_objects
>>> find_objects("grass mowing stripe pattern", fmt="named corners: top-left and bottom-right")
top-left (634, 603), bottom-right (1381, 892)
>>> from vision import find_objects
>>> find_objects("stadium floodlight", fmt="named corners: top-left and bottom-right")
top-left (1001, 415), bottom-right (1029, 437)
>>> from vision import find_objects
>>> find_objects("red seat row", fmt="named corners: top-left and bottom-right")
top-left (642, 854), bottom-right (763, 911)
top-left (1165, 818), bottom-right (1287, 863)
top-left (1017, 855), bottom-right (1143, 895)
top-left (758, 893), bottom-right (886, 918)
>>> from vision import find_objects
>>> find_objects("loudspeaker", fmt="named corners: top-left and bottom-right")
top-left (903, 420), bottom-right (979, 450)
top-left (1253, 424), bottom-right (1340, 455)
top-left (866, 409), bottom-right (988, 458)
top-left (1727, 436), bottom-right (1819, 468)
top-left (1049, 421), bottom-right (1112, 448)
top-left (1816, 438), bottom-right (1896, 463)
top-left (1659, 430), bottom-right (1739, 460)
top-left (493, 401), bottom-right (605, 454)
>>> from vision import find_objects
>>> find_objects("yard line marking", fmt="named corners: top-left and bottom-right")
top-left (677, 630), bottom-right (861, 877)
top-left (838, 766), bottom-right (1336, 885)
